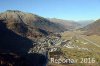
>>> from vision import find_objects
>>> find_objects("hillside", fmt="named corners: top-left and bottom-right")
top-left (49, 18), bottom-right (80, 30)
top-left (0, 20), bottom-right (33, 54)
top-left (78, 20), bottom-right (94, 27)
top-left (0, 10), bottom-right (66, 37)
top-left (82, 19), bottom-right (100, 35)
top-left (0, 10), bottom-right (67, 66)
top-left (0, 18), bottom-right (47, 66)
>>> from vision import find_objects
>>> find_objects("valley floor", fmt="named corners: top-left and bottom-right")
top-left (46, 30), bottom-right (100, 66)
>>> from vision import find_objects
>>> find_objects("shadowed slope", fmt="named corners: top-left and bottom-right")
top-left (0, 20), bottom-right (47, 66)
top-left (0, 20), bottom-right (33, 54)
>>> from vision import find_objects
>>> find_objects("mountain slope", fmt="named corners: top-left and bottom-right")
top-left (78, 20), bottom-right (94, 27)
top-left (0, 10), bottom-right (66, 37)
top-left (82, 19), bottom-right (100, 35)
top-left (0, 19), bottom-right (47, 66)
top-left (0, 20), bottom-right (33, 54)
top-left (49, 18), bottom-right (80, 30)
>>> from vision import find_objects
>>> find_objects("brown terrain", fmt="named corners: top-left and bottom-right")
top-left (81, 19), bottom-right (100, 36)
top-left (0, 10), bottom-right (100, 66)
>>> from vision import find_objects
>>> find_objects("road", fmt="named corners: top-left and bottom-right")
top-left (78, 35), bottom-right (100, 47)
top-left (73, 31), bottom-right (100, 48)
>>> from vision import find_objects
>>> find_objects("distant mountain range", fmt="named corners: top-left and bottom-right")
top-left (48, 18), bottom-right (80, 30)
top-left (78, 20), bottom-right (94, 27)
top-left (81, 19), bottom-right (100, 35)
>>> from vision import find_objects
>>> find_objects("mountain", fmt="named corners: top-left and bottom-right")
top-left (0, 10), bottom-right (67, 66)
top-left (0, 18), bottom-right (47, 66)
top-left (78, 20), bottom-right (94, 27)
top-left (0, 20), bottom-right (33, 54)
top-left (48, 18), bottom-right (80, 30)
top-left (82, 19), bottom-right (100, 35)
top-left (0, 10), bottom-right (66, 38)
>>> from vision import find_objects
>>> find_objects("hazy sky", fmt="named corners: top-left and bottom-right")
top-left (0, 0), bottom-right (100, 21)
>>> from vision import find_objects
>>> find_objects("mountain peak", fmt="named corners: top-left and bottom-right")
top-left (6, 10), bottom-right (22, 13)
top-left (0, 10), bottom-right (67, 38)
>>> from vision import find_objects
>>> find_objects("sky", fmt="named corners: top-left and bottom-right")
top-left (0, 0), bottom-right (100, 21)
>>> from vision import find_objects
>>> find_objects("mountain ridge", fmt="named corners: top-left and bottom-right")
top-left (48, 18), bottom-right (80, 30)
top-left (0, 10), bottom-right (67, 38)
top-left (82, 19), bottom-right (100, 35)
